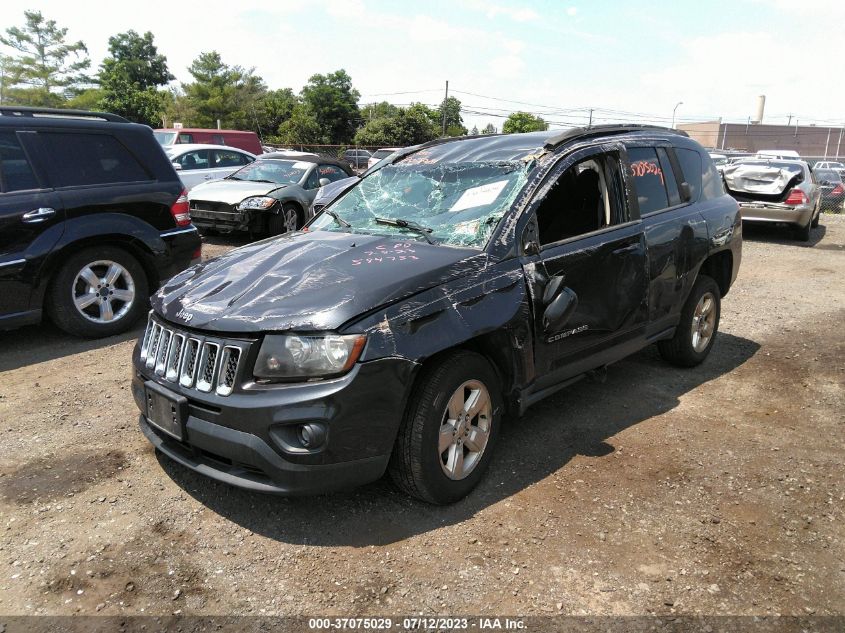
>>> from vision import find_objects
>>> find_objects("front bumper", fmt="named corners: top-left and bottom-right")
top-left (132, 346), bottom-right (418, 495)
top-left (738, 201), bottom-right (814, 226)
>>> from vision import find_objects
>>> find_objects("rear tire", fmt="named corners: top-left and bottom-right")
top-left (811, 206), bottom-right (820, 228)
top-left (794, 218), bottom-right (811, 242)
top-left (389, 351), bottom-right (502, 504)
top-left (267, 203), bottom-right (300, 236)
top-left (47, 246), bottom-right (149, 338)
top-left (657, 274), bottom-right (721, 367)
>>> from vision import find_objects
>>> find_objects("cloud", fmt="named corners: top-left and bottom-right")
top-left (486, 6), bottom-right (539, 22)
top-left (567, 7), bottom-right (578, 16)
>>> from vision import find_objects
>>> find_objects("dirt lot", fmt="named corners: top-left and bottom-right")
top-left (0, 216), bottom-right (843, 618)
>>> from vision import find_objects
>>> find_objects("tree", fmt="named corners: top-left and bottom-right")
top-left (438, 96), bottom-right (467, 136)
top-left (0, 10), bottom-right (90, 106)
top-left (301, 69), bottom-right (360, 144)
top-left (67, 88), bottom-right (103, 110)
top-left (470, 125), bottom-right (479, 135)
top-left (259, 88), bottom-right (298, 138)
top-left (502, 111), bottom-right (547, 134)
top-left (182, 51), bottom-right (267, 131)
top-left (361, 101), bottom-right (399, 122)
top-left (482, 123), bottom-right (497, 135)
top-left (99, 30), bottom-right (173, 126)
top-left (277, 104), bottom-right (322, 145)
top-left (353, 103), bottom-right (439, 146)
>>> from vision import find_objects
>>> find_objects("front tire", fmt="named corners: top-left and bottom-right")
top-left (47, 246), bottom-right (149, 338)
top-left (267, 203), bottom-right (300, 236)
top-left (657, 274), bottom-right (721, 367)
top-left (389, 351), bottom-right (502, 504)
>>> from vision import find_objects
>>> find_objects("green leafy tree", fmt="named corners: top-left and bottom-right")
top-left (99, 31), bottom-right (173, 126)
top-left (353, 103), bottom-right (439, 146)
top-left (470, 125), bottom-right (479, 135)
top-left (482, 122), bottom-right (497, 134)
top-left (361, 101), bottom-right (399, 122)
top-left (67, 88), bottom-right (103, 110)
top-left (162, 89), bottom-right (196, 127)
top-left (0, 10), bottom-right (91, 106)
top-left (502, 111), bottom-right (547, 134)
top-left (438, 96), bottom-right (467, 136)
top-left (277, 104), bottom-right (322, 145)
top-left (301, 69), bottom-right (360, 144)
top-left (182, 51), bottom-right (267, 131)
top-left (259, 88), bottom-right (299, 138)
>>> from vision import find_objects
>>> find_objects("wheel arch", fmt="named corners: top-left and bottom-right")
top-left (697, 249), bottom-right (733, 298)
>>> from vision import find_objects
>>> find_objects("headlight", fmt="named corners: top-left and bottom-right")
top-left (254, 334), bottom-right (366, 380)
top-left (237, 196), bottom-right (277, 210)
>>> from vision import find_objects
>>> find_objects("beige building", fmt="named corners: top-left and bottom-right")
top-left (678, 121), bottom-right (845, 159)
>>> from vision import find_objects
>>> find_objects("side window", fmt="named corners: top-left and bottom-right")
top-left (304, 167), bottom-right (321, 190)
top-left (534, 151), bottom-right (627, 246)
top-left (674, 148), bottom-right (703, 202)
top-left (175, 150), bottom-right (210, 170)
top-left (317, 164), bottom-right (346, 182)
top-left (177, 133), bottom-right (194, 144)
top-left (627, 147), bottom-right (669, 214)
top-left (0, 131), bottom-right (39, 192)
top-left (38, 133), bottom-right (150, 187)
top-left (656, 148), bottom-right (681, 206)
top-left (213, 149), bottom-right (249, 168)
top-left (211, 134), bottom-right (225, 145)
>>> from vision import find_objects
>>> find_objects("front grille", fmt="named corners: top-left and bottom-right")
top-left (190, 200), bottom-right (234, 213)
top-left (139, 313), bottom-right (248, 397)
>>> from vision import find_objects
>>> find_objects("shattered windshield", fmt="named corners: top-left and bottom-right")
top-left (227, 159), bottom-right (309, 184)
top-left (310, 160), bottom-right (530, 248)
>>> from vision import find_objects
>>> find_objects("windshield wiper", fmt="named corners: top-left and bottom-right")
top-left (225, 175), bottom-right (242, 180)
top-left (326, 209), bottom-right (351, 228)
top-left (375, 217), bottom-right (435, 244)
top-left (247, 179), bottom-right (276, 184)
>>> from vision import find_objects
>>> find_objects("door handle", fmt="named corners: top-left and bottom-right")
top-left (22, 207), bottom-right (56, 223)
top-left (612, 243), bottom-right (639, 255)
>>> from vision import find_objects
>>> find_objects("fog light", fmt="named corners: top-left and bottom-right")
top-left (298, 423), bottom-right (326, 449)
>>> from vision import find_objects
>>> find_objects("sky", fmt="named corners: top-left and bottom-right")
top-left (1, 0), bottom-right (842, 132)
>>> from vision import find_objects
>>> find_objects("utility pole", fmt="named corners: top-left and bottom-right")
top-left (836, 126), bottom-right (843, 160)
top-left (787, 113), bottom-right (793, 126)
top-left (794, 118), bottom-right (798, 137)
top-left (588, 108), bottom-right (593, 127)
top-left (720, 118), bottom-right (728, 150)
top-left (441, 80), bottom-right (449, 136)
top-left (824, 127), bottom-right (831, 159)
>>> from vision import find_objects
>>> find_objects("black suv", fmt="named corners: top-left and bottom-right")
top-left (132, 125), bottom-right (741, 504)
top-left (0, 107), bottom-right (201, 338)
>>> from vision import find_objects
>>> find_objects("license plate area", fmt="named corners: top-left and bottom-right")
top-left (144, 381), bottom-right (187, 441)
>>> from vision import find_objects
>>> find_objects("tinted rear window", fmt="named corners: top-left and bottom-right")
top-left (674, 148), bottom-right (702, 201)
top-left (0, 131), bottom-right (39, 192)
top-left (38, 132), bottom-right (150, 187)
top-left (627, 147), bottom-right (669, 214)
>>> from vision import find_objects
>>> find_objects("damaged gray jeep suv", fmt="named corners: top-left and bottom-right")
top-left (132, 125), bottom-right (741, 504)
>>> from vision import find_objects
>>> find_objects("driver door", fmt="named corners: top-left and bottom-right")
top-left (520, 144), bottom-right (649, 390)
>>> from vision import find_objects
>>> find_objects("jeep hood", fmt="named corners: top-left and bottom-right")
top-left (188, 179), bottom-right (289, 205)
top-left (152, 230), bottom-right (485, 333)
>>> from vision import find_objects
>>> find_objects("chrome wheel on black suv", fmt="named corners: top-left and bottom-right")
top-left (390, 351), bottom-right (502, 504)
top-left (658, 274), bottom-right (721, 367)
top-left (48, 246), bottom-right (148, 338)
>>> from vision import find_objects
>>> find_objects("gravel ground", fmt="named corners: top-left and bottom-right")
top-left (0, 215), bottom-right (843, 618)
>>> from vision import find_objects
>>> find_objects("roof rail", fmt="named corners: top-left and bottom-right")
top-left (0, 106), bottom-right (129, 123)
top-left (543, 124), bottom-right (688, 150)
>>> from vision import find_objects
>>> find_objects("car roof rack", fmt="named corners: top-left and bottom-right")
top-left (543, 124), bottom-right (688, 150)
top-left (0, 106), bottom-right (129, 123)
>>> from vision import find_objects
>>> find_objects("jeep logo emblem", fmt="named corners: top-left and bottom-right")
top-left (176, 308), bottom-right (194, 323)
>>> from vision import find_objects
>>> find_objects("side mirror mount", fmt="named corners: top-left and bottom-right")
top-left (172, 162), bottom-right (182, 171)
top-left (319, 177), bottom-right (331, 187)
top-left (524, 240), bottom-right (541, 256)
top-left (543, 286), bottom-right (578, 334)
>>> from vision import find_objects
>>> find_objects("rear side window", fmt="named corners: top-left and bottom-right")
top-left (627, 147), bottom-right (669, 214)
top-left (656, 147), bottom-right (681, 206)
top-left (211, 134), bottom-right (225, 145)
top-left (213, 149), bottom-right (250, 167)
top-left (177, 133), bottom-right (194, 144)
top-left (674, 148), bottom-right (703, 202)
top-left (38, 133), bottom-right (150, 187)
top-left (317, 164), bottom-right (347, 182)
top-left (174, 149), bottom-right (210, 170)
top-left (0, 131), bottom-right (39, 192)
